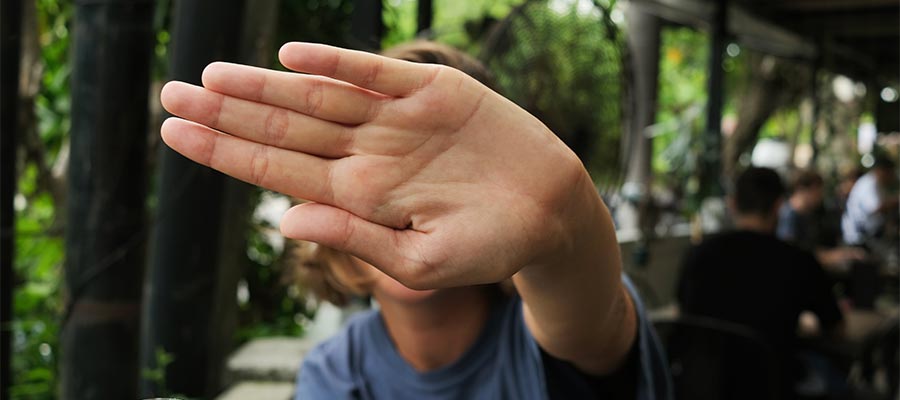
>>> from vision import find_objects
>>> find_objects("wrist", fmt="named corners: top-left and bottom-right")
top-left (532, 165), bottom-right (616, 275)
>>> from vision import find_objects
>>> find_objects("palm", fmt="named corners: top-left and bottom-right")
top-left (160, 43), bottom-right (590, 289)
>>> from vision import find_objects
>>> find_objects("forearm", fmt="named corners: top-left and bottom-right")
top-left (512, 172), bottom-right (637, 375)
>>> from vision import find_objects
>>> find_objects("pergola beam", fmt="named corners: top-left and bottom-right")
top-left (628, 0), bottom-right (817, 60)
top-left (759, 0), bottom-right (897, 12)
top-left (774, 11), bottom-right (900, 37)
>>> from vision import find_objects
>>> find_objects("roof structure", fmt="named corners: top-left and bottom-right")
top-left (629, 0), bottom-right (899, 85)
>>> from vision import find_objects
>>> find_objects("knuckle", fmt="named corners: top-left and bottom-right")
top-left (304, 80), bottom-right (324, 116)
top-left (252, 74), bottom-right (268, 102)
top-left (263, 108), bottom-right (290, 146)
top-left (364, 98), bottom-right (386, 123)
top-left (336, 210), bottom-right (356, 250)
top-left (397, 255), bottom-right (440, 290)
top-left (417, 64), bottom-right (443, 91)
top-left (208, 92), bottom-right (225, 128)
top-left (361, 59), bottom-right (383, 87)
top-left (248, 145), bottom-right (271, 186)
top-left (201, 133), bottom-right (219, 166)
top-left (335, 126), bottom-right (355, 153)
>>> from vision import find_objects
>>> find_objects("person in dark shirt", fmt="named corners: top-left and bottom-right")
top-left (678, 167), bottom-right (844, 398)
top-left (777, 169), bottom-right (865, 270)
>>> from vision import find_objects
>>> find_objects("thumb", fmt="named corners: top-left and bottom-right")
top-left (280, 203), bottom-right (425, 286)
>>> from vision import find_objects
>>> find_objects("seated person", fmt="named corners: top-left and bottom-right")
top-left (842, 156), bottom-right (899, 248)
top-left (778, 169), bottom-right (864, 270)
top-left (678, 167), bottom-right (844, 398)
top-left (158, 41), bottom-right (672, 399)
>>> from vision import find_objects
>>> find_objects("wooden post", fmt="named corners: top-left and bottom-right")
top-left (418, 0), bottom-right (433, 34)
top-left (622, 5), bottom-right (661, 235)
top-left (809, 59), bottom-right (820, 165)
top-left (350, 0), bottom-right (383, 50)
top-left (140, 0), bottom-right (247, 397)
top-left (701, 0), bottom-right (727, 195)
top-left (0, 0), bottom-right (23, 397)
top-left (62, 0), bottom-right (156, 398)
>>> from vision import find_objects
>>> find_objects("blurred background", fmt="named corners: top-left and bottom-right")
top-left (0, 0), bottom-right (897, 399)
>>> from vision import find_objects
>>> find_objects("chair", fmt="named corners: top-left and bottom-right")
top-left (653, 314), bottom-right (783, 400)
top-left (854, 316), bottom-right (899, 400)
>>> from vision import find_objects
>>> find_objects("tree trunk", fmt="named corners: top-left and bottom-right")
top-left (700, 0), bottom-right (727, 197)
top-left (723, 54), bottom-right (807, 177)
top-left (140, 0), bottom-right (280, 397)
top-left (0, 0), bottom-right (23, 397)
top-left (62, 1), bottom-right (156, 399)
top-left (349, 0), bottom-right (383, 50)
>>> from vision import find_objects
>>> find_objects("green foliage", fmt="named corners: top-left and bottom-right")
top-left (650, 27), bottom-right (709, 212)
top-left (234, 191), bottom-right (313, 343)
top-left (651, 27), bottom-right (759, 212)
top-left (140, 347), bottom-right (175, 393)
top-left (480, 0), bottom-right (623, 184)
top-left (759, 108), bottom-right (802, 141)
top-left (34, 0), bottom-right (72, 160)
top-left (11, 188), bottom-right (62, 400)
top-left (430, 0), bottom-right (525, 50)
top-left (652, 27), bottom-right (708, 172)
top-left (12, 1), bottom-right (73, 398)
top-left (152, 0), bottom-right (173, 79)
top-left (382, 0), bottom-right (418, 47)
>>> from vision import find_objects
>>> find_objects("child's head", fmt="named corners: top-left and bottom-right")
top-left (290, 41), bottom-right (501, 306)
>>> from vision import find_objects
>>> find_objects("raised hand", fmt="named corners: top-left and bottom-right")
top-left (160, 42), bottom-right (604, 289)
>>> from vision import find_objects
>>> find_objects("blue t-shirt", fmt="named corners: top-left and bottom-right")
top-left (295, 276), bottom-right (671, 400)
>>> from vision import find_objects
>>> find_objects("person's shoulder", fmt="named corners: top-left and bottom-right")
top-left (687, 231), bottom-right (788, 263)
top-left (849, 173), bottom-right (877, 196)
top-left (297, 309), bottom-right (380, 390)
top-left (778, 202), bottom-right (796, 217)
top-left (690, 231), bottom-right (741, 251)
top-left (765, 237), bottom-right (822, 273)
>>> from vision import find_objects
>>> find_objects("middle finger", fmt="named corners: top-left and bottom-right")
top-left (201, 62), bottom-right (387, 125)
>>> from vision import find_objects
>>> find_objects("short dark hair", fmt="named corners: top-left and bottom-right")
top-left (734, 167), bottom-right (785, 215)
top-left (789, 169), bottom-right (823, 192)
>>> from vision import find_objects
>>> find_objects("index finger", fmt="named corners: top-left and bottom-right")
top-left (278, 42), bottom-right (441, 97)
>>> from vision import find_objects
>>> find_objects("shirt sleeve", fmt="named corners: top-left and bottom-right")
top-left (294, 333), bottom-right (360, 400)
top-left (777, 206), bottom-right (798, 242)
top-left (623, 274), bottom-right (675, 400)
top-left (535, 275), bottom-right (674, 400)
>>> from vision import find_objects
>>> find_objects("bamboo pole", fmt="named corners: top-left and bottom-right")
top-left (62, 1), bottom-right (156, 398)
